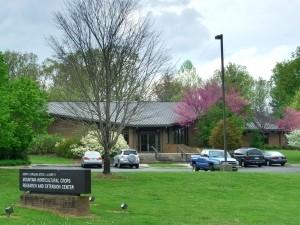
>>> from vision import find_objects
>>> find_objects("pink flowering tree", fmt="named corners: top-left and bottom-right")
top-left (277, 108), bottom-right (300, 132)
top-left (175, 82), bottom-right (221, 126)
top-left (174, 81), bottom-right (249, 126)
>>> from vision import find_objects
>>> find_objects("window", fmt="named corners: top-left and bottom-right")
top-left (122, 128), bottom-right (129, 144)
top-left (173, 127), bottom-right (187, 144)
top-left (264, 134), bottom-right (269, 144)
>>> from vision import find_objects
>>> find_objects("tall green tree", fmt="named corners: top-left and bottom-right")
top-left (290, 88), bottom-right (300, 110)
top-left (153, 72), bottom-right (182, 101)
top-left (196, 105), bottom-right (246, 147)
top-left (212, 62), bottom-right (255, 101)
top-left (0, 52), bottom-right (51, 160)
top-left (153, 59), bottom-right (201, 102)
top-left (270, 46), bottom-right (300, 116)
top-left (177, 59), bottom-right (202, 88)
top-left (3, 50), bottom-right (40, 80)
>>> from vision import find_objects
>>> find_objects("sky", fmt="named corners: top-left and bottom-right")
top-left (0, 0), bottom-right (299, 81)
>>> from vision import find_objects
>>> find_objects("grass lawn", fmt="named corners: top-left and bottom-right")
top-left (276, 150), bottom-right (300, 164)
top-left (0, 169), bottom-right (299, 225)
top-left (147, 163), bottom-right (187, 168)
top-left (29, 155), bottom-right (77, 165)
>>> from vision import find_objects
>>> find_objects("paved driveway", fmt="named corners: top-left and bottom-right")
top-left (237, 164), bottom-right (300, 173)
top-left (88, 164), bottom-right (300, 173)
top-left (29, 163), bottom-right (300, 173)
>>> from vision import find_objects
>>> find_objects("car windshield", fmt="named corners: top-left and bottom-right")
top-left (123, 150), bottom-right (137, 155)
top-left (248, 149), bottom-right (263, 155)
top-left (86, 152), bottom-right (100, 157)
top-left (209, 151), bottom-right (231, 158)
top-left (268, 151), bottom-right (283, 156)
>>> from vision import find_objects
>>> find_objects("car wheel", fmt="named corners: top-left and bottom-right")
top-left (136, 164), bottom-right (139, 169)
top-left (266, 160), bottom-right (271, 166)
top-left (129, 165), bottom-right (134, 168)
top-left (241, 160), bottom-right (247, 167)
top-left (117, 161), bottom-right (122, 168)
top-left (258, 164), bottom-right (262, 167)
top-left (191, 163), bottom-right (196, 171)
top-left (195, 166), bottom-right (199, 171)
top-left (281, 163), bottom-right (285, 166)
top-left (98, 165), bottom-right (102, 169)
top-left (209, 164), bottom-right (215, 171)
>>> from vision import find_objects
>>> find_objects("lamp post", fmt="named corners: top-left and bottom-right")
top-left (215, 34), bottom-right (227, 163)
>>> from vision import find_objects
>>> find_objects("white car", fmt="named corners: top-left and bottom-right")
top-left (81, 151), bottom-right (102, 168)
top-left (113, 149), bottom-right (140, 168)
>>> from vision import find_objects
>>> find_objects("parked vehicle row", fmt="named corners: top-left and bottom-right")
top-left (80, 148), bottom-right (287, 170)
top-left (80, 148), bottom-right (140, 169)
top-left (190, 148), bottom-right (288, 171)
top-left (232, 148), bottom-right (287, 167)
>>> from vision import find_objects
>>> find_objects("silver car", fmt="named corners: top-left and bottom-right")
top-left (81, 151), bottom-right (102, 168)
top-left (114, 148), bottom-right (140, 168)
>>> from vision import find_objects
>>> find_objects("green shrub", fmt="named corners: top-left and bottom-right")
top-left (0, 148), bottom-right (29, 160)
top-left (263, 145), bottom-right (281, 150)
top-left (28, 134), bottom-right (63, 155)
top-left (55, 137), bottom-right (81, 158)
top-left (249, 131), bottom-right (264, 148)
top-left (209, 119), bottom-right (242, 151)
top-left (0, 159), bottom-right (30, 166)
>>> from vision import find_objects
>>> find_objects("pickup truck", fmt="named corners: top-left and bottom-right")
top-left (190, 149), bottom-right (239, 171)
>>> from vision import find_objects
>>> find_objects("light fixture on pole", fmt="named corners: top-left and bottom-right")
top-left (215, 34), bottom-right (227, 163)
top-left (121, 202), bottom-right (128, 210)
top-left (89, 196), bottom-right (95, 203)
top-left (5, 206), bottom-right (14, 217)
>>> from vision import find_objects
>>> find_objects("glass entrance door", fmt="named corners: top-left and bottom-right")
top-left (140, 133), bottom-right (156, 151)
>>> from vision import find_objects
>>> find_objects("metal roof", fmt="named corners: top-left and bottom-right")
top-left (48, 101), bottom-right (179, 127)
top-left (48, 102), bottom-right (285, 131)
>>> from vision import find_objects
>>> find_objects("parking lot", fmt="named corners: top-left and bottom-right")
top-left (84, 163), bottom-right (300, 173)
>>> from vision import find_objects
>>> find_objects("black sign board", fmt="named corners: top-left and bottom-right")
top-left (19, 168), bottom-right (91, 194)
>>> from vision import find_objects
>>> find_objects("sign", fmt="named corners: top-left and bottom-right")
top-left (19, 168), bottom-right (91, 194)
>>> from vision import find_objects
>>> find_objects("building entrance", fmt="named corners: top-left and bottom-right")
top-left (138, 132), bottom-right (159, 152)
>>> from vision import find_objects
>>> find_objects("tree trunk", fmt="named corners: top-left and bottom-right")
top-left (102, 148), bottom-right (111, 174)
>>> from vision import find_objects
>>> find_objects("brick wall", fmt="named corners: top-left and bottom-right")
top-left (47, 118), bottom-right (82, 138)
top-left (20, 193), bottom-right (89, 216)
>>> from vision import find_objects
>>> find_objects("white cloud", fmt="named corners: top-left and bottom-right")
top-left (0, 0), bottom-right (298, 81)
top-left (195, 45), bottom-right (295, 81)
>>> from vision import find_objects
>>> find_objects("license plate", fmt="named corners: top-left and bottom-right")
top-left (255, 157), bottom-right (259, 159)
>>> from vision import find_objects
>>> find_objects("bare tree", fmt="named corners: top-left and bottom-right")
top-left (48, 0), bottom-right (171, 174)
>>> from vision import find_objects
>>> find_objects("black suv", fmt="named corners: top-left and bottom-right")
top-left (232, 148), bottom-right (265, 167)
